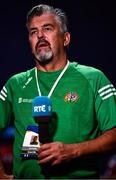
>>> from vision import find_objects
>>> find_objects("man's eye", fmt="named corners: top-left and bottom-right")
top-left (46, 27), bottom-right (51, 30)
top-left (44, 27), bottom-right (53, 31)
top-left (30, 31), bottom-right (36, 35)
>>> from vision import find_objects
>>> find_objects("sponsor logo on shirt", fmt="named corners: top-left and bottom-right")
top-left (18, 98), bottom-right (33, 103)
top-left (64, 92), bottom-right (78, 102)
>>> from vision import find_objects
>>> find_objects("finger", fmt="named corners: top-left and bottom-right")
top-left (51, 159), bottom-right (60, 166)
top-left (39, 143), bottom-right (51, 152)
top-left (38, 149), bottom-right (52, 159)
top-left (38, 154), bottom-right (54, 164)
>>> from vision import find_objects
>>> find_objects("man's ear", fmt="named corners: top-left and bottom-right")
top-left (64, 32), bottom-right (70, 47)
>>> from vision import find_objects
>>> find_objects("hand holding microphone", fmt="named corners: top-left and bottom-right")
top-left (32, 97), bottom-right (76, 166)
top-left (38, 142), bottom-right (78, 166)
top-left (21, 95), bottom-right (75, 165)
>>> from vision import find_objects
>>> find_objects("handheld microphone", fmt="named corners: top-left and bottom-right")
top-left (32, 96), bottom-right (52, 144)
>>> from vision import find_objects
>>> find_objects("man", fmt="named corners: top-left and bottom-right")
top-left (0, 4), bottom-right (116, 179)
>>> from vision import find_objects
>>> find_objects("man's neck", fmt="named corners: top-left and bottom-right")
top-left (36, 59), bottom-right (68, 72)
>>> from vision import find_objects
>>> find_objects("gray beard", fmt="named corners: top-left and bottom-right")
top-left (35, 51), bottom-right (53, 64)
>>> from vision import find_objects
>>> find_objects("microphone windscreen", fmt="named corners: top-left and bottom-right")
top-left (32, 96), bottom-right (52, 117)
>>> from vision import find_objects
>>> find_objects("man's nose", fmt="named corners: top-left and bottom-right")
top-left (37, 29), bottom-right (44, 38)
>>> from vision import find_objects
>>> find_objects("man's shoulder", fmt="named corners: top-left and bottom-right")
top-left (5, 68), bottom-right (35, 90)
top-left (70, 61), bottom-right (104, 79)
top-left (78, 64), bottom-right (102, 76)
top-left (8, 68), bottom-right (35, 83)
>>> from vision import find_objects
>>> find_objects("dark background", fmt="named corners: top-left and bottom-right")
top-left (0, 0), bottom-right (116, 88)
top-left (0, 1), bottom-right (116, 177)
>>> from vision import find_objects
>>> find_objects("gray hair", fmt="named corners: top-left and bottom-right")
top-left (26, 4), bottom-right (68, 34)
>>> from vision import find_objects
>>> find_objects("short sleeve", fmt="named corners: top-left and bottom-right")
top-left (95, 71), bottom-right (116, 132)
top-left (0, 79), bottom-right (13, 129)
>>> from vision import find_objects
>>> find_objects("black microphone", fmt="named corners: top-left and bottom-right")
top-left (32, 96), bottom-right (53, 177)
top-left (32, 96), bottom-right (52, 144)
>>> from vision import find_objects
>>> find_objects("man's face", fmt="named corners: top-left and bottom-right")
top-left (28, 13), bottom-right (67, 64)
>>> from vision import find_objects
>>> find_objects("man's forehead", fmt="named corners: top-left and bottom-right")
top-left (28, 14), bottom-right (59, 29)
top-left (30, 13), bottom-right (57, 24)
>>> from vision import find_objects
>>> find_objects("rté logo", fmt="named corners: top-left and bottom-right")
top-left (34, 105), bottom-right (51, 112)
